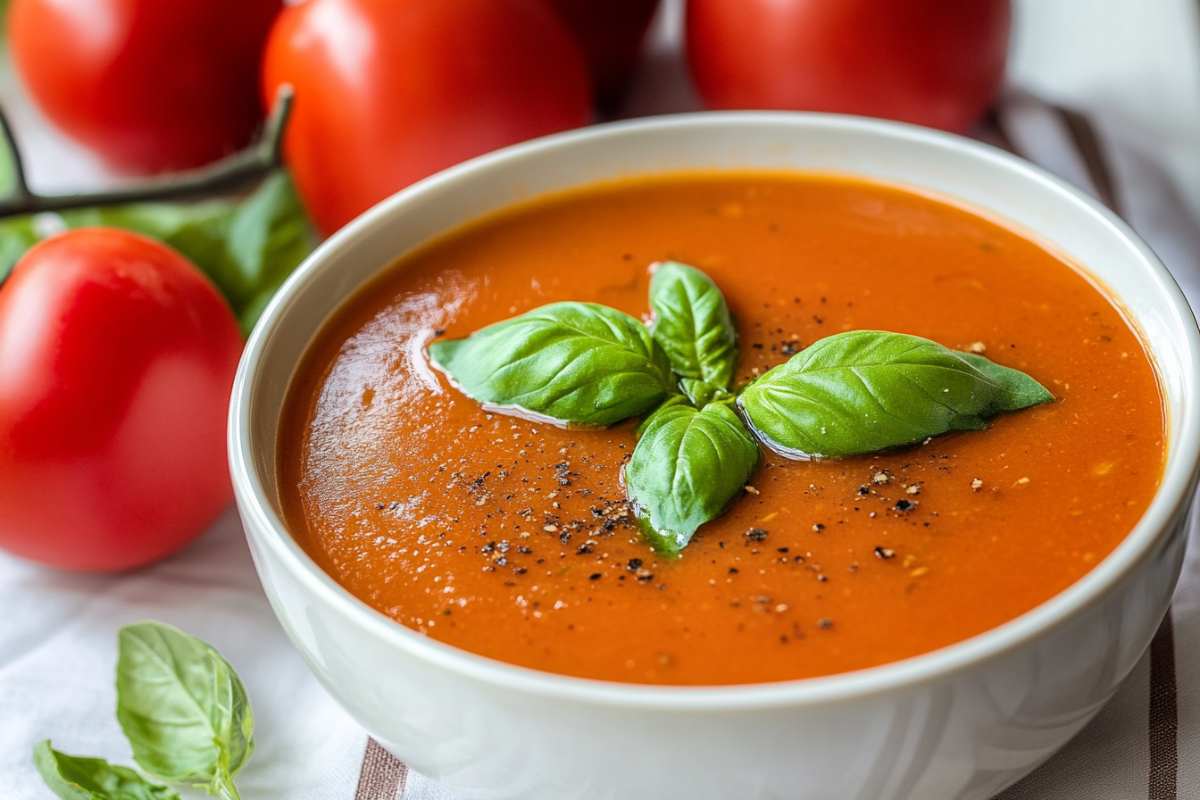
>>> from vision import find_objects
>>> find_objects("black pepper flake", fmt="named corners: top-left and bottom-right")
top-left (857, 484), bottom-right (871, 497)
top-left (776, 547), bottom-right (789, 554)
top-left (817, 617), bottom-right (833, 630)
top-left (553, 461), bottom-right (573, 486)
top-left (894, 499), bottom-right (917, 512)
top-left (744, 527), bottom-right (769, 542)
top-left (627, 558), bottom-right (643, 572)
top-left (576, 542), bottom-right (594, 555)
top-left (874, 546), bottom-right (896, 560)
top-left (588, 572), bottom-right (602, 581)
top-left (728, 567), bottom-right (740, 575)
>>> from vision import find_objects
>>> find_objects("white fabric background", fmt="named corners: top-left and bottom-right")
top-left (2, 1), bottom-right (1198, 797)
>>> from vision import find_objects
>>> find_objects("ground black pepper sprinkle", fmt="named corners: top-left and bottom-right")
top-left (627, 558), bottom-right (643, 572)
top-left (744, 527), bottom-right (769, 542)
top-left (817, 618), bottom-right (833, 630)
top-left (894, 499), bottom-right (917, 512)
top-left (588, 572), bottom-right (602, 581)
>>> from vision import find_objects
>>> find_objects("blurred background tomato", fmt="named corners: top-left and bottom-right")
top-left (263, 0), bottom-right (593, 233)
top-left (547, 0), bottom-right (662, 108)
top-left (686, 0), bottom-right (1011, 132)
top-left (8, 0), bottom-right (282, 173)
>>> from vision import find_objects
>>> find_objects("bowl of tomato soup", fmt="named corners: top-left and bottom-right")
top-left (230, 114), bottom-right (1200, 800)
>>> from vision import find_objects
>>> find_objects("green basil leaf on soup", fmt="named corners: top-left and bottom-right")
top-left (648, 261), bottom-right (738, 406)
top-left (116, 622), bottom-right (254, 800)
top-left (429, 301), bottom-right (675, 427)
top-left (625, 396), bottom-right (759, 553)
top-left (33, 740), bottom-right (180, 800)
top-left (738, 330), bottom-right (1053, 458)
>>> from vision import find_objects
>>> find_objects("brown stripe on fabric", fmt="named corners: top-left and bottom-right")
top-left (1053, 105), bottom-right (1123, 213)
top-left (1149, 612), bottom-right (1179, 800)
top-left (1050, 105), bottom-right (1179, 800)
top-left (355, 738), bottom-right (409, 800)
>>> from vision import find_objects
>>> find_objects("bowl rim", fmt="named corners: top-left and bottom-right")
top-left (229, 111), bottom-right (1200, 711)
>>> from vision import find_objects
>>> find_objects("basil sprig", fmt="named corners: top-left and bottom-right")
top-left (33, 623), bottom-right (254, 800)
top-left (429, 301), bottom-right (674, 426)
top-left (648, 261), bottom-right (738, 406)
top-left (34, 741), bottom-right (180, 800)
top-left (625, 397), bottom-right (758, 552)
top-left (116, 623), bottom-right (253, 800)
top-left (738, 330), bottom-right (1054, 458)
top-left (430, 263), bottom-right (1053, 553)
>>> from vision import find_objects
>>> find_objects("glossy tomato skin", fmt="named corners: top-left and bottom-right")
top-left (264, 0), bottom-right (592, 234)
top-left (545, 0), bottom-right (661, 107)
top-left (0, 230), bottom-right (243, 571)
top-left (686, 0), bottom-right (1011, 132)
top-left (9, 0), bottom-right (282, 173)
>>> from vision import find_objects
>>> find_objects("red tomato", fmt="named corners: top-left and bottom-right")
top-left (686, 0), bottom-right (1011, 132)
top-left (263, 0), bottom-right (592, 234)
top-left (8, 0), bottom-right (282, 173)
top-left (0, 230), bottom-right (243, 571)
top-left (545, 0), bottom-right (661, 107)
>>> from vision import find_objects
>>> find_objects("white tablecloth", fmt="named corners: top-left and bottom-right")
top-left (3, 1), bottom-right (1199, 797)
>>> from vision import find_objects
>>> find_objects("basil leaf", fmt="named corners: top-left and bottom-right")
top-left (738, 330), bottom-right (1054, 458)
top-left (648, 261), bottom-right (738, 406)
top-left (0, 172), bottom-right (314, 332)
top-left (199, 171), bottom-right (316, 333)
top-left (429, 301), bottom-right (675, 427)
top-left (625, 396), bottom-right (759, 553)
top-left (33, 741), bottom-right (180, 800)
top-left (116, 622), bottom-right (254, 800)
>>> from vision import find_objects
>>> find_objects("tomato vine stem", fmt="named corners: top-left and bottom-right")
top-left (0, 85), bottom-right (294, 218)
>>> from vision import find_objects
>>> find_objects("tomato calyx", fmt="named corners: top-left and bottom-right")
top-left (0, 86), bottom-right (295, 224)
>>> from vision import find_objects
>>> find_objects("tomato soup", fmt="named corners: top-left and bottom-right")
top-left (278, 173), bottom-right (1164, 685)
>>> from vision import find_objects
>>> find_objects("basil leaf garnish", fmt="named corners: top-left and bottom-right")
top-left (429, 301), bottom-right (674, 427)
top-left (648, 261), bottom-right (738, 406)
top-left (34, 741), bottom-right (180, 800)
top-left (116, 623), bottom-right (254, 800)
top-left (738, 330), bottom-right (1054, 458)
top-left (625, 396), bottom-right (759, 553)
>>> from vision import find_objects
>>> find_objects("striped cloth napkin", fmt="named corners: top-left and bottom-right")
top-left (2, 1), bottom-right (1198, 798)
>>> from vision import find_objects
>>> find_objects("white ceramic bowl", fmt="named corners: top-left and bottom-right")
top-left (230, 114), bottom-right (1200, 800)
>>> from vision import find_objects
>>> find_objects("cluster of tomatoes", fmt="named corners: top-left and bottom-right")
top-left (0, 0), bottom-right (1010, 572)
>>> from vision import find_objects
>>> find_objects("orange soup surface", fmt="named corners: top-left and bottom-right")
top-left (279, 173), bottom-right (1164, 685)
